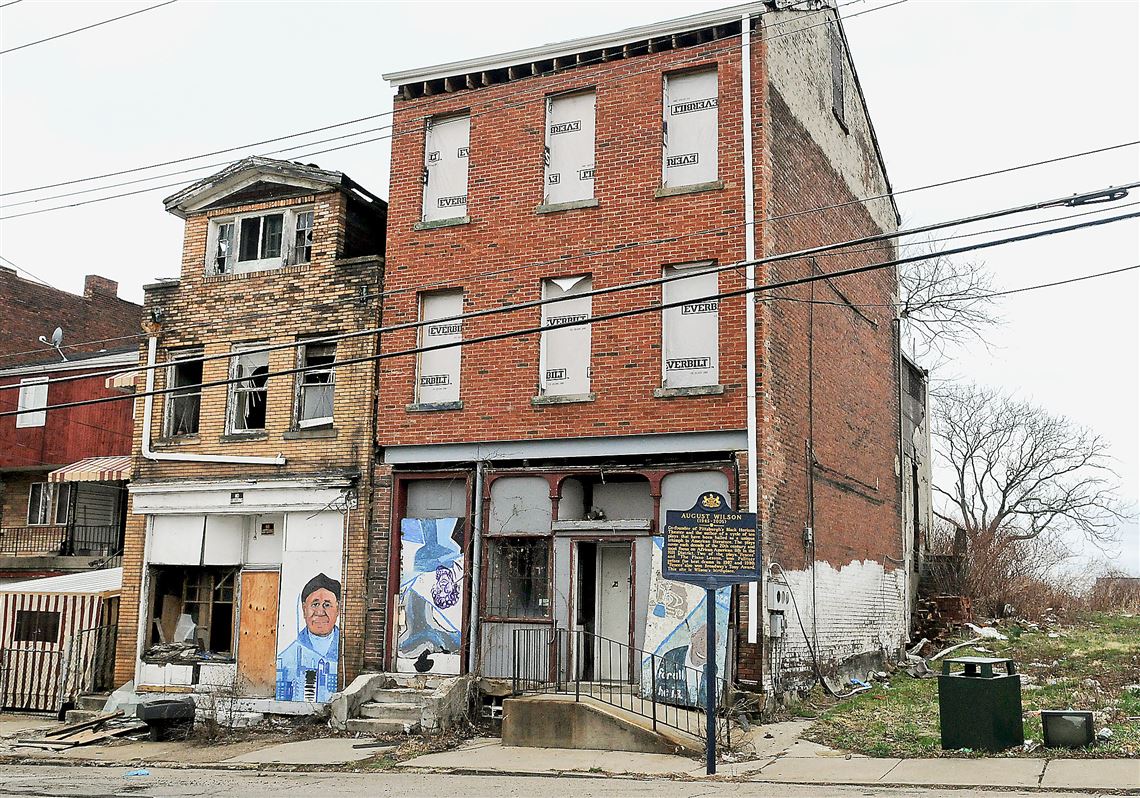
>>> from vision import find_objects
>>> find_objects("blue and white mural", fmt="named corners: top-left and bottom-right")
top-left (640, 535), bottom-right (730, 708)
top-left (396, 518), bottom-right (464, 675)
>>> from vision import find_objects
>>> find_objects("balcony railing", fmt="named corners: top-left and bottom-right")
top-left (0, 525), bottom-right (122, 557)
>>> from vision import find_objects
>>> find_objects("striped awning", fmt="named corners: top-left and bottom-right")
top-left (48, 455), bottom-right (132, 483)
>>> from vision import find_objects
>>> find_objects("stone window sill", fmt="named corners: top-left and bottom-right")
top-left (653, 384), bottom-right (725, 399)
top-left (406, 401), bottom-right (464, 413)
top-left (654, 180), bottom-right (724, 199)
top-left (535, 198), bottom-right (599, 215)
top-left (219, 432), bottom-right (268, 443)
top-left (531, 392), bottom-right (596, 406)
top-left (283, 426), bottom-right (337, 440)
top-left (154, 435), bottom-right (200, 446)
top-left (414, 216), bottom-right (470, 231)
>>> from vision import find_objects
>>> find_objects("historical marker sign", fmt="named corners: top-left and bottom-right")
top-left (662, 491), bottom-right (760, 588)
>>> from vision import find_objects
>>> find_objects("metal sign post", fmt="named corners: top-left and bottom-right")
top-left (662, 491), bottom-right (760, 776)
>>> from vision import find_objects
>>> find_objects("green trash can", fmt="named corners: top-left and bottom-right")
top-left (938, 656), bottom-right (1024, 751)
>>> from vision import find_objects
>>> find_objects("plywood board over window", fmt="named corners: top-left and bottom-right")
top-left (662, 68), bottom-right (719, 188)
top-left (540, 275), bottom-right (592, 396)
top-left (422, 114), bottom-right (471, 222)
top-left (662, 262), bottom-right (719, 388)
top-left (544, 91), bottom-right (596, 205)
top-left (417, 290), bottom-right (463, 404)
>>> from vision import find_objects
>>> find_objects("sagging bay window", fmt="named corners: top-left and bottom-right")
top-left (540, 275), bottom-right (592, 397)
top-left (164, 349), bottom-right (203, 437)
top-left (416, 290), bottom-right (463, 405)
top-left (207, 207), bottom-right (314, 275)
top-left (295, 341), bottom-right (336, 428)
top-left (146, 566), bottom-right (236, 657)
top-left (228, 344), bottom-right (269, 433)
top-left (662, 67), bottom-right (719, 189)
top-left (662, 261), bottom-right (720, 388)
top-left (484, 537), bottom-right (551, 619)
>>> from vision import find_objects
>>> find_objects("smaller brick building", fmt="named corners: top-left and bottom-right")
top-left (0, 271), bottom-right (140, 582)
top-left (114, 158), bottom-right (387, 715)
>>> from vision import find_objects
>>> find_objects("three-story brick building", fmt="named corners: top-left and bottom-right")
top-left (369, 1), bottom-right (908, 700)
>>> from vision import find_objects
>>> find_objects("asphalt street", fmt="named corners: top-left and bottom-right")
top-left (0, 766), bottom-right (1121, 798)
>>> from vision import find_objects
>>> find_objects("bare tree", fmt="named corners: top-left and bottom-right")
top-left (933, 383), bottom-right (1127, 547)
top-left (897, 246), bottom-right (1001, 362)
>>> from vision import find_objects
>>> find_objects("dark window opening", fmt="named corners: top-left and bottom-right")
top-left (296, 342), bottom-right (335, 426)
top-left (27, 482), bottom-right (53, 525)
top-left (485, 538), bottom-right (551, 619)
top-left (146, 566), bottom-right (236, 657)
top-left (14, 610), bottom-right (61, 644)
top-left (166, 353), bottom-right (203, 436)
top-left (230, 348), bottom-right (269, 432)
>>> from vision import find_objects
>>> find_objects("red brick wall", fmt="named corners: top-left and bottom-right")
top-left (0, 267), bottom-right (141, 363)
top-left (377, 40), bottom-right (757, 446)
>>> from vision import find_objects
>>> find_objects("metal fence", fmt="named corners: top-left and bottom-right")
top-left (0, 647), bottom-right (64, 712)
top-left (511, 626), bottom-right (731, 744)
top-left (0, 525), bottom-right (121, 556)
top-left (63, 624), bottom-right (118, 701)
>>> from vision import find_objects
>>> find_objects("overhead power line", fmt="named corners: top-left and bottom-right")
top-left (0, 0), bottom-right (178, 56)
top-left (2, 192), bottom-right (1135, 412)
top-left (0, 0), bottom-right (906, 220)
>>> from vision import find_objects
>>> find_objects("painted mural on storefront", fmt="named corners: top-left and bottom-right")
top-left (275, 512), bottom-right (344, 703)
top-left (396, 517), bottom-right (464, 675)
top-left (640, 535), bottom-right (730, 708)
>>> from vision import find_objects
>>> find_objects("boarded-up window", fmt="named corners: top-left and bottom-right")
top-left (662, 68), bottom-right (718, 187)
top-left (14, 610), bottom-right (61, 644)
top-left (16, 377), bottom-right (48, 429)
top-left (830, 22), bottom-right (846, 129)
top-left (540, 275), bottom-right (592, 396)
top-left (544, 91), bottom-right (596, 205)
top-left (662, 262), bottom-right (719, 388)
top-left (422, 114), bottom-right (471, 222)
top-left (165, 349), bottom-right (202, 437)
top-left (228, 345), bottom-right (269, 433)
top-left (417, 290), bottom-right (463, 404)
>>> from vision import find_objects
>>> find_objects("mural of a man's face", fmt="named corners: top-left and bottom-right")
top-left (303, 588), bottom-right (339, 637)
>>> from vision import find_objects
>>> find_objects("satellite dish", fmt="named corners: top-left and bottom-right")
top-left (37, 325), bottom-right (67, 361)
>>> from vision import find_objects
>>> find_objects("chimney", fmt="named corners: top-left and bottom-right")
top-left (84, 274), bottom-right (119, 299)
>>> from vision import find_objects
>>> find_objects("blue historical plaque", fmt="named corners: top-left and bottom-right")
top-left (662, 491), bottom-right (760, 589)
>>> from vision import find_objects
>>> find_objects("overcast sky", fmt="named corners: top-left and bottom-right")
top-left (1, 0), bottom-right (1137, 574)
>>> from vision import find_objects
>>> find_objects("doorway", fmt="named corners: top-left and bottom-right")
top-left (573, 540), bottom-right (632, 681)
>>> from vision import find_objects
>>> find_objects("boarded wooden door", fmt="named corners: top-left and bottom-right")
top-left (237, 570), bottom-right (279, 697)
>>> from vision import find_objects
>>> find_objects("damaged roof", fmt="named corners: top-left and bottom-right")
top-left (162, 156), bottom-right (384, 219)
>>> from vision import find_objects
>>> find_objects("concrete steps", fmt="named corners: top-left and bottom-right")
top-left (345, 716), bottom-right (421, 735)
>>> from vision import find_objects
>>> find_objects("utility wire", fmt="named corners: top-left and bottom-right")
top-left (3, 206), bottom-right (1136, 417)
top-left (0, 0), bottom-right (904, 219)
top-left (0, 0), bottom-right (25, 9)
top-left (0, 0), bottom-right (865, 199)
top-left (0, 333), bottom-right (146, 364)
top-left (0, 253), bottom-right (60, 290)
top-left (4, 179), bottom-right (1133, 394)
top-left (0, 0), bottom-right (178, 56)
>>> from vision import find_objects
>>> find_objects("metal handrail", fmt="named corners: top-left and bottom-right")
top-left (0, 525), bottom-right (120, 556)
top-left (511, 626), bottom-right (731, 744)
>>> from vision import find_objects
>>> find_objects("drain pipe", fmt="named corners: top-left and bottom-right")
top-left (141, 335), bottom-right (286, 466)
top-left (742, 11), bottom-right (760, 645)
top-left (466, 460), bottom-right (486, 674)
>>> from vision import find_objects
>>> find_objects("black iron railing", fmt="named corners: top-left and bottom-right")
top-left (511, 626), bottom-right (731, 744)
top-left (0, 525), bottom-right (121, 556)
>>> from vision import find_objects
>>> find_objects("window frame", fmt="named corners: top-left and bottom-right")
top-left (163, 348), bottom-right (204, 438)
top-left (483, 536), bottom-right (553, 621)
top-left (205, 206), bottom-right (314, 276)
top-left (421, 113), bottom-right (472, 223)
top-left (13, 610), bottom-right (61, 644)
top-left (226, 343), bottom-right (270, 434)
top-left (53, 482), bottom-right (74, 526)
top-left (294, 340), bottom-right (337, 429)
top-left (415, 290), bottom-right (464, 405)
top-left (16, 377), bottom-right (48, 429)
top-left (539, 275), bottom-right (593, 397)
top-left (146, 566), bottom-right (237, 657)
top-left (661, 260), bottom-right (720, 389)
top-left (542, 89), bottom-right (597, 206)
top-left (27, 482), bottom-right (54, 526)
top-left (661, 66), bottom-right (720, 189)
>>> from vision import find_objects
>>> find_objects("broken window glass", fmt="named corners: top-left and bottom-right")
top-left (292, 211), bottom-right (314, 264)
top-left (213, 222), bottom-right (234, 274)
top-left (228, 346), bottom-right (269, 432)
top-left (146, 566), bottom-right (236, 658)
top-left (165, 351), bottom-right (203, 436)
top-left (485, 538), bottom-right (551, 619)
top-left (261, 213), bottom-right (283, 259)
top-left (296, 342), bottom-right (335, 427)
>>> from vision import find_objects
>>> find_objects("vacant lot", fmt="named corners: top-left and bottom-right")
top-left (805, 612), bottom-right (1140, 758)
